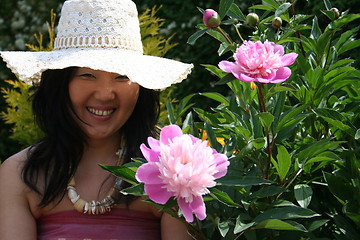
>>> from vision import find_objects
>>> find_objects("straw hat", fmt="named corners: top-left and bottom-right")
top-left (0, 0), bottom-right (193, 90)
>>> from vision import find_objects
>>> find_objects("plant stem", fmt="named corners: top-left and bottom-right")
top-left (217, 26), bottom-right (233, 45)
top-left (289, 0), bottom-right (306, 57)
top-left (257, 83), bottom-right (273, 179)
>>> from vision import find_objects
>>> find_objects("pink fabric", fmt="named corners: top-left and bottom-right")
top-left (36, 208), bottom-right (161, 240)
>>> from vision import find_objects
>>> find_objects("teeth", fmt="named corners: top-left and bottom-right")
top-left (87, 107), bottom-right (114, 116)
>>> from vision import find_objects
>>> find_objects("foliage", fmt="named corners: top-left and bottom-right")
top-left (0, 80), bottom-right (43, 146)
top-left (109, 0), bottom-right (360, 239)
top-left (0, 6), bottom-right (179, 159)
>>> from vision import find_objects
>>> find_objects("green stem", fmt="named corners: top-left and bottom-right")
top-left (257, 83), bottom-right (272, 179)
top-left (235, 25), bottom-right (245, 43)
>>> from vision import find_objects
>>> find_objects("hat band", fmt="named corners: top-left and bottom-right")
top-left (54, 35), bottom-right (143, 53)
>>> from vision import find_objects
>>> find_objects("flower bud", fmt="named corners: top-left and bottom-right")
top-left (271, 17), bottom-right (282, 29)
top-left (203, 9), bottom-right (221, 29)
top-left (246, 13), bottom-right (259, 27)
top-left (331, 7), bottom-right (340, 19)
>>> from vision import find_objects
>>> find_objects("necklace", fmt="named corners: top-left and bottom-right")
top-left (67, 149), bottom-right (124, 215)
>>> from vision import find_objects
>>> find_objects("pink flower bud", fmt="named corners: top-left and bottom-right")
top-left (246, 13), bottom-right (259, 27)
top-left (271, 17), bottom-right (282, 29)
top-left (203, 9), bottom-right (221, 29)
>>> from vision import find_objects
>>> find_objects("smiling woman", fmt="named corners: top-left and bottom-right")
top-left (0, 0), bottom-right (193, 239)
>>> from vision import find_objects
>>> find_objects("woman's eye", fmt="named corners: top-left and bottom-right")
top-left (80, 73), bottom-right (95, 78)
top-left (116, 75), bottom-right (129, 81)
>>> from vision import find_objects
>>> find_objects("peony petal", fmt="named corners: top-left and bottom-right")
top-left (213, 154), bottom-right (230, 179)
top-left (218, 60), bottom-right (236, 73)
top-left (160, 125), bottom-right (183, 145)
top-left (190, 196), bottom-right (206, 220)
top-left (239, 73), bottom-right (256, 82)
top-left (178, 198), bottom-right (194, 222)
top-left (272, 67), bottom-right (292, 83)
top-left (144, 184), bottom-right (173, 204)
top-left (140, 144), bottom-right (160, 163)
top-left (135, 163), bottom-right (163, 184)
top-left (280, 53), bottom-right (298, 67)
top-left (147, 137), bottom-right (161, 152)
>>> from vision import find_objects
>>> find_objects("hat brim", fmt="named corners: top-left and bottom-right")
top-left (0, 48), bottom-right (193, 90)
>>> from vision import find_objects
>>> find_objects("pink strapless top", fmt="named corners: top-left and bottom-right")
top-left (36, 208), bottom-right (161, 240)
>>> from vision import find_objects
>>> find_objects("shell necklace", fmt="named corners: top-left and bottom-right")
top-left (67, 149), bottom-right (123, 215)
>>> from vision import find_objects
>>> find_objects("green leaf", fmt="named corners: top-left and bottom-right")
top-left (210, 188), bottom-right (241, 207)
top-left (249, 5), bottom-right (275, 11)
top-left (355, 129), bottom-right (360, 140)
top-left (187, 28), bottom-right (208, 45)
top-left (218, 220), bottom-right (230, 237)
top-left (249, 185), bottom-right (286, 199)
top-left (253, 206), bottom-right (320, 223)
top-left (323, 0), bottom-right (332, 10)
top-left (307, 219), bottom-right (330, 232)
top-left (262, 0), bottom-right (279, 9)
top-left (205, 122), bottom-right (222, 151)
top-left (312, 108), bottom-right (353, 132)
top-left (258, 112), bottom-right (274, 130)
top-left (296, 139), bottom-right (343, 163)
top-left (202, 64), bottom-right (227, 78)
top-left (200, 92), bottom-right (229, 105)
top-left (252, 137), bottom-right (266, 150)
top-left (294, 184), bottom-right (313, 208)
top-left (275, 145), bottom-right (292, 181)
top-left (166, 101), bottom-right (176, 124)
top-left (234, 216), bottom-right (255, 234)
top-left (120, 183), bottom-right (145, 196)
top-left (275, 3), bottom-right (291, 17)
top-left (99, 165), bottom-right (138, 185)
top-left (219, 0), bottom-right (234, 19)
top-left (310, 16), bottom-right (322, 40)
top-left (333, 215), bottom-right (360, 240)
top-left (338, 39), bottom-right (360, 55)
top-left (228, 3), bottom-right (245, 21)
top-left (254, 219), bottom-right (307, 232)
top-left (218, 176), bottom-right (274, 187)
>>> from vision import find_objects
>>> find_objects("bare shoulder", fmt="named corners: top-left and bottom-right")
top-left (0, 148), bottom-right (37, 239)
top-left (0, 148), bottom-right (29, 184)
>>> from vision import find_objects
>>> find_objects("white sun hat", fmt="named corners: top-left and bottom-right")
top-left (0, 0), bottom-right (193, 90)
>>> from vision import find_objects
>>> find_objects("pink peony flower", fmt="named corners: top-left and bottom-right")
top-left (219, 40), bottom-right (298, 83)
top-left (135, 125), bottom-right (229, 222)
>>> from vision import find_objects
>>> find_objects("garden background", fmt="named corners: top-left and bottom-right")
top-left (1, 0), bottom-right (360, 239)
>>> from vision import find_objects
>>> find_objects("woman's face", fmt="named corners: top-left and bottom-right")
top-left (69, 67), bottom-right (140, 140)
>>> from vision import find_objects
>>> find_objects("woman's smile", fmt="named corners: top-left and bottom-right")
top-left (69, 67), bottom-right (140, 140)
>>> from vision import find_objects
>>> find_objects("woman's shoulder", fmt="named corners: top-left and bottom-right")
top-left (0, 147), bottom-right (30, 174)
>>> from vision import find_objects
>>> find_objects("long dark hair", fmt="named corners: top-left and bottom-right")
top-left (22, 67), bottom-right (160, 207)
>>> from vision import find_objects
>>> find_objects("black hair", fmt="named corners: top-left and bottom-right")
top-left (22, 67), bottom-right (160, 207)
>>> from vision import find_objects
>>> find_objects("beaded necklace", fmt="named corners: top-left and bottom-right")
top-left (67, 149), bottom-right (123, 215)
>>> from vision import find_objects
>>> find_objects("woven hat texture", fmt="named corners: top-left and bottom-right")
top-left (0, 0), bottom-right (193, 90)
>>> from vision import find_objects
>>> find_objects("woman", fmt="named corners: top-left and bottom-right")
top-left (0, 0), bottom-right (193, 239)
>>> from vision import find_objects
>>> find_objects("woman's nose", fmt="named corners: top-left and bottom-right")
top-left (94, 79), bottom-right (116, 100)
